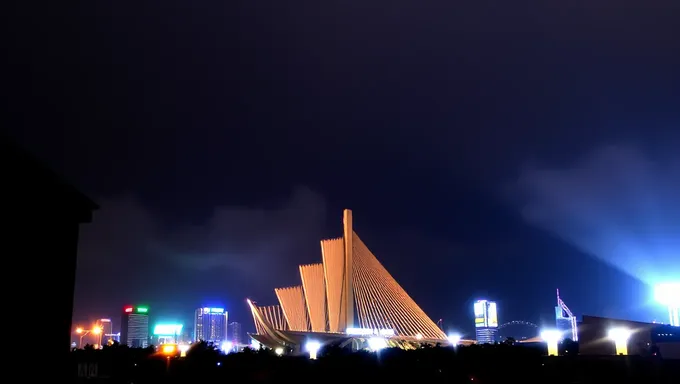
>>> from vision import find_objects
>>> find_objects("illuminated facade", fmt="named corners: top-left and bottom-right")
top-left (556, 289), bottom-right (578, 341)
top-left (120, 306), bottom-right (150, 348)
top-left (228, 322), bottom-right (242, 345)
top-left (473, 300), bottom-right (499, 343)
top-left (248, 210), bottom-right (445, 349)
top-left (153, 323), bottom-right (183, 344)
top-left (194, 307), bottom-right (228, 343)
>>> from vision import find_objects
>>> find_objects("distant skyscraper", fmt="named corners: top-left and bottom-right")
top-left (473, 300), bottom-right (499, 344)
top-left (194, 307), bottom-right (228, 344)
top-left (120, 306), bottom-right (150, 348)
top-left (229, 322), bottom-right (242, 345)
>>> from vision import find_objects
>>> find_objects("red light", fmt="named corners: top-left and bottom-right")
top-left (124, 307), bottom-right (133, 313)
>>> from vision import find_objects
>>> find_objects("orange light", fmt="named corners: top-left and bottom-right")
top-left (92, 327), bottom-right (102, 335)
top-left (75, 327), bottom-right (84, 334)
top-left (162, 344), bottom-right (177, 354)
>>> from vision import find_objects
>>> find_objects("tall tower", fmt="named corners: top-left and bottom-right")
top-left (342, 209), bottom-right (355, 330)
top-left (120, 306), bottom-right (150, 348)
top-left (194, 307), bottom-right (228, 344)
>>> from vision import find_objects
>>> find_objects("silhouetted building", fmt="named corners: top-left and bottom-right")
top-left (120, 306), bottom-right (150, 348)
top-left (2, 137), bottom-right (97, 379)
top-left (229, 321), bottom-right (242, 344)
top-left (194, 307), bottom-right (228, 344)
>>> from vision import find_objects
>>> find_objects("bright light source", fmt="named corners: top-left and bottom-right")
top-left (415, 333), bottom-right (423, 340)
top-left (124, 307), bottom-right (133, 313)
top-left (540, 329), bottom-right (562, 356)
top-left (153, 324), bottom-right (184, 335)
top-left (540, 330), bottom-right (562, 342)
top-left (136, 307), bottom-right (148, 313)
top-left (92, 327), bottom-right (102, 335)
top-left (75, 328), bottom-right (84, 334)
top-left (305, 341), bottom-right (321, 359)
top-left (161, 344), bottom-right (177, 354)
top-left (250, 339), bottom-right (260, 350)
top-left (178, 344), bottom-right (190, 357)
top-left (608, 327), bottom-right (632, 355)
top-left (447, 334), bottom-right (461, 345)
top-left (654, 283), bottom-right (680, 306)
top-left (274, 347), bottom-right (284, 356)
top-left (368, 337), bottom-right (388, 351)
top-left (222, 341), bottom-right (233, 353)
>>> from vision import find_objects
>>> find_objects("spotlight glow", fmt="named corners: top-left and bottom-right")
top-left (305, 341), bottom-right (321, 359)
top-left (367, 337), bottom-right (387, 351)
top-left (654, 283), bottom-right (679, 306)
top-left (540, 329), bottom-right (562, 356)
top-left (608, 327), bottom-right (632, 355)
top-left (447, 334), bottom-right (461, 345)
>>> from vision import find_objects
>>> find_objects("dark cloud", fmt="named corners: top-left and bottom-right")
top-left (73, 186), bottom-right (327, 326)
top-left (511, 145), bottom-right (680, 284)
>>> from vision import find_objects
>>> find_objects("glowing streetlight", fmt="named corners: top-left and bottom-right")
top-left (305, 341), bottom-right (321, 360)
top-left (540, 330), bottom-right (562, 356)
top-left (654, 283), bottom-right (679, 326)
top-left (447, 334), bottom-right (461, 346)
top-left (92, 327), bottom-right (102, 335)
top-left (608, 328), bottom-right (632, 355)
top-left (75, 327), bottom-right (84, 334)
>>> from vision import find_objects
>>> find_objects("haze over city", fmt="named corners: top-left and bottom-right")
top-left (6, 1), bottom-right (680, 337)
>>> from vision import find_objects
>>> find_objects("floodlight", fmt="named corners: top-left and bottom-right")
top-left (608, 327), bottom-right (632, 355)
top-left (274, 347), bottom-right (284, 356)
top-left (161, 344), bottom-right (177, 354)
top-left (305, 341), bottom-right (321, 359)
top-left (368, 337), bottom-right (387, 351)
top-left (540, 329), bottom-right (562, 356)
top-left (654, 283), bottom-right (679, 306)
top-left (447, 334), bottom-right (461, 346)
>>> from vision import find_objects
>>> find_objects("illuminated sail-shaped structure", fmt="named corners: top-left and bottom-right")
top-left (248, 209), bottom-right (445, 349)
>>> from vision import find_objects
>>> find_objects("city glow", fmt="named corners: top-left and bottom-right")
top-left (305, 341), bottom-right (321, 359)
top-left (367, 337), bottom-right (387, 351)
top-left (608, 328), bottom-right (632, 355)
top-left (447, 334), bottom-right (461, 345)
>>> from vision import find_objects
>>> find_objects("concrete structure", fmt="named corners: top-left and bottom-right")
top-left (248, 209), bottom-right (445, 352)
top-left (2, 137), bottom-right (97, 379)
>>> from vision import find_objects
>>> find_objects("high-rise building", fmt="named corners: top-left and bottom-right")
top-left (194, 307), bottom-right (228, 344)
top-left (228, 322), bottom-right (242, 345)
top-left (120, 306), bottom-right (150, 348)
top-left (473, 300), bottom-right (499, 344)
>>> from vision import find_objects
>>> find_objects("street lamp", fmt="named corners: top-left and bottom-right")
top-left (540, 330), bottom-right (562, 356)
top-left (75, 325), bottom-right (103, 348)
top-left (608, 327), bottom-right (632, 355)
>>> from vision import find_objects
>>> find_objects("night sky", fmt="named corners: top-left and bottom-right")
top-left (5, 1), bottom-right (680, 336)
